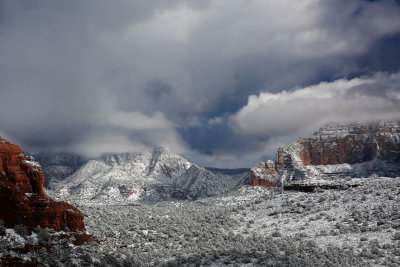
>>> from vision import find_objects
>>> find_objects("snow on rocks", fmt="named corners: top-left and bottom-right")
top-left (51, 148), bottom-right (246, 205)
top-left (250, 121), bottom-right (400, 187)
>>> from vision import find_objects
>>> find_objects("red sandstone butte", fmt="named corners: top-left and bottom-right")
top-left (250, 122), bottom-right (400, 187)
top-left (0, 137), bottom-right (85, 231)
top-left (276, 123), bottom-right (400, 171)
top-left (249, 174), bottom-right (276, 187)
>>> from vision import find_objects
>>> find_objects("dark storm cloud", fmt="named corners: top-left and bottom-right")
top-left (181, 121), bottom-right (263, 155)
top-left (0, 0), bottom-right (399, 167)
top-left (0, 0), bottom-right (193, 154)
top-left (356, 33), bottom-right (400, 73)
top-left (144, 79), bottom-right (171, 103)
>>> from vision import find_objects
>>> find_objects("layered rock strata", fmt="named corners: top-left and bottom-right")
top-left (250, 121), bottom-right (400, 186)
top-left (249, 161), bottom-right (277, 187)
top-left (0, 137), bottom-right (85, 231)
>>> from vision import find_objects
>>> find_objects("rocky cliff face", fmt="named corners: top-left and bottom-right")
top-left (250, 121), bottom-right (400, 186)
top-left (0, 137), bottom-right (85, 231)
top-left (249, 161), bottom-right (277, 187)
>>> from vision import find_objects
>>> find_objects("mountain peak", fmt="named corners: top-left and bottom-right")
top-left (147, 146), bottom-right (191, 177)
top-left (49, 146), bottom-right (246, 204)
top-left (152, 146), bottom-right (170, 153)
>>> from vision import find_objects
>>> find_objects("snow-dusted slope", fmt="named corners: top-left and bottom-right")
top-left (32, 152), bottom-right (86, 189)
top-left (51, 147), bottom-right (244, 204)
top-left (174, 165), bottom-right (243, 199)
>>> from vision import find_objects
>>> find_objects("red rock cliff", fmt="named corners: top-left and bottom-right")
top-left (276, 122), bottom-right (400, 172)
top-left (251, 121), bottom-right (400, 186)
top-left (0, 137), bottom-right (85, 231)
top-left (249, 161), bottom-right (277, 187)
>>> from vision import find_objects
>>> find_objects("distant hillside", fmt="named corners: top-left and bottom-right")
top-left (48, 148), bottom-right (247, 204)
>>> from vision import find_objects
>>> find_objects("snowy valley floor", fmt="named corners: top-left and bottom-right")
top-left (2, 177), bottom-right (400, 266)
top-left (78, 176), bottom-right (400, 266)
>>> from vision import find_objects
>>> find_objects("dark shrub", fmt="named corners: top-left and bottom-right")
top-left (14, 224), bottom-right (28, 237)
top-left (0, 220), bottom-right (6, 236)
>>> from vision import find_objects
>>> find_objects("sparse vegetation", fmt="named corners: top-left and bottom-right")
top-left (1, 177), bottom-right (400, 266)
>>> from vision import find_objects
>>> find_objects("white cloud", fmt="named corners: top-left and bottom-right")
top-left (230, 72), bottom-right (400, 138)
top-left (81, 105), bottom-right (189, 156)
top-left (71, 133), bottom-right (149, 157)
top-left (71, 113), bottom-right (189, 157)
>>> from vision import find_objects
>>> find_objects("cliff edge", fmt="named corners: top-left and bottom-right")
top-left (251, 121), bottom-right (400, 186)
top-left (0, 137), bottom-right (85, 231)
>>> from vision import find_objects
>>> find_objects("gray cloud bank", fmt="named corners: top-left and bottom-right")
top-left (0, 0), bottom-right (399, 167)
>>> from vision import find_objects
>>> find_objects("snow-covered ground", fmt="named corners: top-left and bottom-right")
top-left (3, 176), bottom-right (400, 266)
top-left (69, 176), bottom-right (400, 266)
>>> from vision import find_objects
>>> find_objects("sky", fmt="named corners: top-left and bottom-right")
top-left (0, 0), bottom-right (400, 168)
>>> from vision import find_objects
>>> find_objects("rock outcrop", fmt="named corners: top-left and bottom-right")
top-left (0, 137), bottom-right (85, 231)
top-left (249, 161), bottom-right (277, 187)
top-left (250, 121), bottom-right (400, 186)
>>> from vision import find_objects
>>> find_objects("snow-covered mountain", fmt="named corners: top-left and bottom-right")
top-left (174, 165), bottom-right (246, 199)
top-left (32, 152), bottom-right (86, 189)
top-left (50, 147), bottom-right (246, 204)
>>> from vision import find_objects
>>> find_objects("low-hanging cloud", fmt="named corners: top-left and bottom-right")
top-left (230, 72), bottom-right (400, 139)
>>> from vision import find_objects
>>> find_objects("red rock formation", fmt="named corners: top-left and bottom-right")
top-left (249, 173), bottom-right (276, 187)
top-left (274, 122), bottom-right (400, 170)
top-left (300, 124), bottom-right (398, 166)
top-left (0, 137), bottom-right (85, 232)
top-left (249, 161), bottom-right (277, 187)
top-left (251, 121), bottom-right (400, 187)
